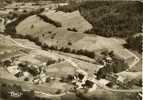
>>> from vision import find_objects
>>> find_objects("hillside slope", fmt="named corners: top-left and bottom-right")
top-left (16, 10), bottom-right (93, 47)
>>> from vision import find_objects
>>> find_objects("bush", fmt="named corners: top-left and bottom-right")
top-left (23, 10), bottom-right (27, 13)
top-left (68, 42), bottom-right (72, 46)
top-left (31, 24), bottom-right (34, 29)
top-left (67, 74), bottom-right (74, 81)
top-left (24, 77), bottom-right (29, 81)
top-left (46, 77), bottom-right (51, 83)
top-left (46, 59), bottom-right (56, 66)
top-left (76, 49), bottom-right (95, 58)
top-left (55, 89), bottom-right (61, 94)
top-left (14, 8), bottom-right (18, 11)
top-left (67, 28), bottom-right (78, 32)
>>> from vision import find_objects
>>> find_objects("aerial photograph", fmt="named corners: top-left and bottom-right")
top-left (0, 0), bottom-right (142, 100)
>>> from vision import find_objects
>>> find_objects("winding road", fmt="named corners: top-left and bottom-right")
top-left (125, 49), bottom-right (140, 69)
top-left (5, 35), bottom-right (142, 94)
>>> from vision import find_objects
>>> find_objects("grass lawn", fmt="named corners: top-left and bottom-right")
top-left (47, 61), bottom-right (76, 78)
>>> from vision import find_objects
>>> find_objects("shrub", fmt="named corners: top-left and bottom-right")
top-left (3, 60), bottom-right (11, 67)
top-left (55, 89), bottom-right (61, 94)
top-left (67, 74), bottom-right (74, 81)
top-left (68, 42), bottom-right (72, 46)
top-left (28, 66), bottom-right (39, 76)
top-left (24, 77), bottom-right (29, 81)
top-left (14, 8), bottom-right (18, 11)
top-left (31, 24), bottom-right (34, 29)
top-left (48, 31), bottom-right (52, 34)
top-left (67, 28), bottom-right (78, 32)
top-left (23, 10), bottom-right (27, 13)
top-left (76, 49), bottom-right (95, 58)
top-left (46, 77), bottom-right (51, 83)
top-left (84, 80), bottom-right (94, 88)
top-left (46, 59), bottom-right (56, 66)
top-left (62, 47), bottom-right (71, 52)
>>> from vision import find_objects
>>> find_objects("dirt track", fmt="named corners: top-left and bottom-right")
top-left (7, 36), bottom-right (142, 93)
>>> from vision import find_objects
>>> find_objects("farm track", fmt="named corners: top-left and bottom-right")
top-left (124, 49), bottom-right (140, 69)
top-left (1, 36), bottom-right (142, 93)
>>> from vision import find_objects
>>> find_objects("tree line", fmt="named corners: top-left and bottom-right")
top-left (1, 31), bottom-right (95, 59)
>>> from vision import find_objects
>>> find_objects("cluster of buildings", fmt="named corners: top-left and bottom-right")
top-left (4, 58), bottom-right (49, 84)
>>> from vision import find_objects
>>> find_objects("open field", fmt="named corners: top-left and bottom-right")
top-left (16, 14), bottom-right (85, 47)
top-left (72, 35), bottom-right (137, 66)
top-left (0, 34), bottom-right (27, 61)
top-left (72, 35), bottom-right (125, 51)
top-left (41, 10), bottom-right (93, 33)
top-left (47, 61), bottom-right (76, 78)
top-left (117, 71), bottom-right (142, 82)
top-left (84, 88), bottom-right (139, 100)
top-left (0, 77), bottom-right (72, 94)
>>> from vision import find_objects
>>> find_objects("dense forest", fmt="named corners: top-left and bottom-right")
top-left (124, 35), bottom-right (142, 53)
top-left (57, 1), bottom-right (143, 38)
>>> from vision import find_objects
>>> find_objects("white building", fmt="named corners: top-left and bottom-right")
top-left (7, 66), bottom-right (20, 75)
top-left (98, 79), bottom-right (110, 86)
top-left (23, 71), bottom-right (30, 77)
top-left (0, 17), bottom-right (5, 32)
top-left (117, 76), bottom-right (126, 83)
